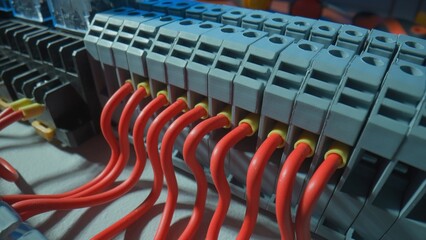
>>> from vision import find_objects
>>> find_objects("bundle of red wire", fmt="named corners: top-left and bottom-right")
top-left (0, 81), bottom-right (348, 240)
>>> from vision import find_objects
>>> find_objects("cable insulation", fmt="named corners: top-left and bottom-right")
top-left (2, 82), bottom-right (133, 205)
top-left (92, 94), bottom-right (168, 240)
top-left (0, 157), bottom-right (19, 182)
top-left (276, 143), bottom-right (312, 240)
top-left (0, 107), bottom-right (13, 120)
top-left (180, 114), bottom-right (230, 240)
top-left (237, 133), bottom-right (284, 240)
top-left (13, 86), bottom-right (147, 219)
top-left (207, 123), bottom-right (253, 240)
top-left (0, 110), bottom-right (23, 131)
top-left (155, 105), bottom-right (206, 240)
top-left (295, 153), bottom-right (342, 240)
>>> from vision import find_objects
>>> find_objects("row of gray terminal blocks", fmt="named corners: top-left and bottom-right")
top-left (83, 2), bottom-right (426, 240)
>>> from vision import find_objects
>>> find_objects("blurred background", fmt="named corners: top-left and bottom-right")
top-left (199, 0), bottom-right (426, 38)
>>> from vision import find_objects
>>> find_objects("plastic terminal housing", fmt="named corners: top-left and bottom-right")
top-left (47, 0), bottom-right (131, 33)
top-left (11, 0), bottom-right (51, 22)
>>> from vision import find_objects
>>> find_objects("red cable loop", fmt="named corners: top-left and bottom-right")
top-left (276, 143), bottom-right (312, 240)
top-left (154, 105), bottom-right (207, 239)
top-left (206, 123), bottom-right (253, 240)
top-left (237, 133), bottom-right (284, 240)
top-left (12, 86), bottom-right (147, 219)
top-left (295, 153), bottom-right (342, 240)
top-left (92, 94), bottom-right (168, 240)
top-left (2, 82), bottom-right (133, 205)
top-left (180, 114), bottom-right (230, 240)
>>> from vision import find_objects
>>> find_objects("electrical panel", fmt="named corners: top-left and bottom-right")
top-left (0, 0), bottom-right (425, 239)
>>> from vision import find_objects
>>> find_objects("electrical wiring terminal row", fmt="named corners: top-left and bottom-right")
top-left (1, 80), bottom-right (350, 240)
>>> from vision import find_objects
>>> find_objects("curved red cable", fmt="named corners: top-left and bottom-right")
top-left (0, 110), bottom-right (23, 131)
top-left (155, 105), bottom-right (206, 240)
top-left (91, 94), bottom-right (168, 240)
top-left (180, 114), bottom-right (230, 240)
top-left (12, 87), bottom-right (148, 219)
top-left (2, 82), bottom-right (133, 205)
top-left (0, 107), bottom-right (13, 120)
top-left (295, 153), bottom-right (342, 240)
top-left (276, 143), bottom-right (312, 240)
top-left (207, 123), bottom-right (253, 240)
top-left (0, 157), bottom-right (19, 182)
top-left (237, 133), bottom-right (284, 240)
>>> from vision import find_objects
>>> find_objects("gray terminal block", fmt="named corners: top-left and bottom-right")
top-left (262, 13), bottom-right (292, 35)
top-left (323, 52), bottom-right (389, 146)
top-left (395, 98), bottom-right (426, 171)
top-left (83, 8), bottom-right (133, 61)
top-left (221, 7), bottom-right (253, 26)
top-left (335, 25), bottom-right (369, 54)
top-left (146, 18), bottom-right (203, 84)
top-left (396, 34), bottom-right (426, 65)
top-left (186, 25), bottom-right (245, 96)
top-left (349, 158), bottom-right (424, 239)
top-left (112, 11), bottom-right (163, 70)
top-left (315, 147), bottom-right (395, 239)
top-left (364, 29), bottom-right (398, 59)
top-left (208, 28), bottom-right (267, 105)
top-left (241, 10), bottom-right (272, 30)
top-left (126, 15), bottom-right (179, 78)
top-left (185, 3), bottom-right (211, 20)
top-left (233, 34), bottom-right (294, 113)
top-left (97, 9), bottom-right (144, 66)
top-left (309, 20), bottom-right (341, 47)
top-left (261, 40), bottom-right (324, 124)
top-left (202, 4), bottom-right (234, 22)
top-left (165, 21), bottom-right (222, 90)
top-left (358, 60), bottom-right (426, 159)
top-left (291, 45), bottom-right (355, 134)
top-left (185, 3), bottom-right (233, 22)
top-left (154, 0), bottom-right (197, 17)
top-left (285, 16), bottom-right (317, 41)
top-left (381, 180), bottom-right (426, 240)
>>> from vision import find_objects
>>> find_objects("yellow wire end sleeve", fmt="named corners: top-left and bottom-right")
top-left (125, 80), bottom-right (135, 92)
top-left (325, 142), bottom-right (350, 169)
top-left (157, 89), bottom-right (169, 104)
top-left (9, 98), bottom-right (33, 111)
top-left (239, 113), bottom-right (259, 136)
top-left (177, 95), bottom-right (189, 112)
top-left (31, 120), bottom-right (55, 141)
top-left (195, 99), bottom-right (209, 119)
top-left (268, 122), bottom-right (288, 148)
top-left (137, 81), bottom-right (151, 96)
top-left (217, 106), bottom-right (232, 128)
top-left (294, 132), bottom-right (317, 158)
top-left (20, 103), bottom-right (45, 120)
top-left (0, 98), bottom-right (10, 109)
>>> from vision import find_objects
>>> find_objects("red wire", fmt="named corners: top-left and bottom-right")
top-left (207, 123), bottom-right (253, 240)
top-left (0, 107), bottom-right (13, 120)
top-left (237, 133), bottom-right (284, 240)
top-left (155, 105), bottom-right (206, 240)
top-left (0, 110), bottom-right (23, 131)
top-left (2, 82), bottom-right (133, 205)
top-left (92, 94), bottom-right (168, 240)
top-left (276, 143), bottom-right (312, 240)
top-left (295, 153), bottom-right (342, 240)
top-left (180, 114), bottom-right (230, 240)
top-left (0, 157), bottom-right (19, 182)
top-left (12, 86), bottom-right (148, 219)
